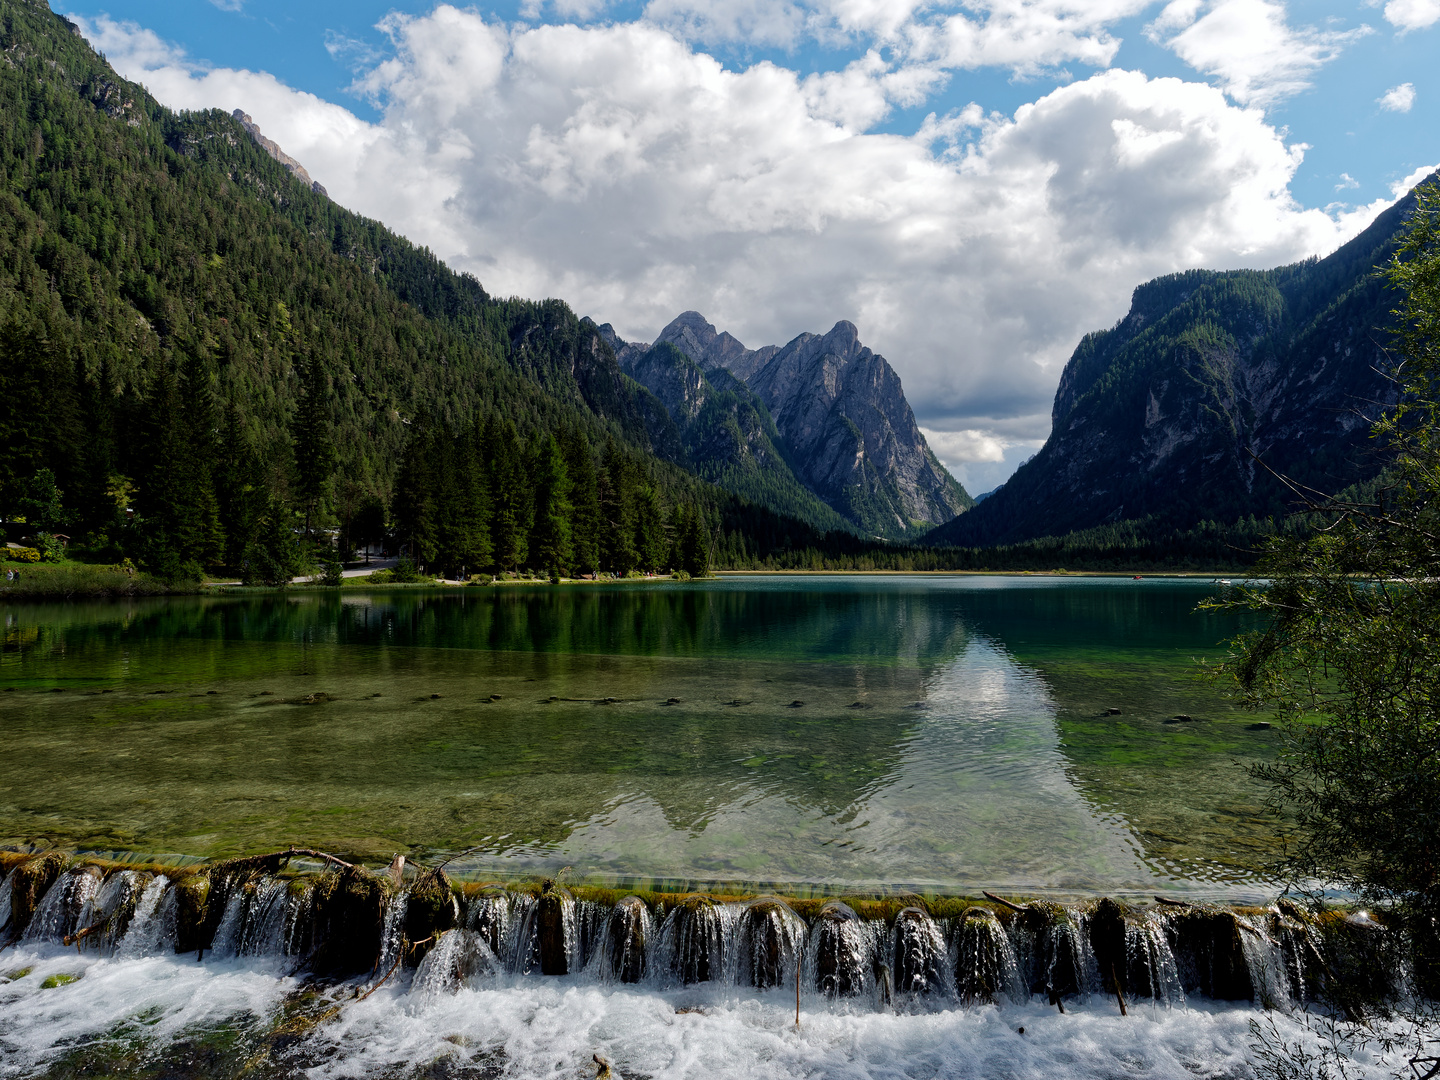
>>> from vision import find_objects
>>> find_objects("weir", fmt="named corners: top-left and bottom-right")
top-left (0, 851), bottom-right (1405, 1012)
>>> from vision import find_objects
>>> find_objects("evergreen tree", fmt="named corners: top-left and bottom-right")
top-left (529, 433), bottom-right (574, 575)
top-left (600, 440), bottom-right (638, 574)
top-left (134, 363), bottom-right (222, 580)
top-left (563, 427), bottom-right (601, 576)
top-left (487, 417), bottom-right (531, 572)
top-left (292, 352), bottom-right (336, 542)
top-left (676, 504), bottom-right (712, 577)
top-left (635, 482), bottom-right (666, 572)
top-left (393, 430), bottom-right (439, 567)
top-left (435, 423), bottom-right (492, 574)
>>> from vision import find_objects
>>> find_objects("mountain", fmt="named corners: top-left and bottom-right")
top-left (601, 312), bottom-right (971, 539)
top-left (592, 330), bottom-right (853, 533)
top-left (0, 0), bottom-right (833, 577)
top-left (926, 179), bottom-right (1432, 549)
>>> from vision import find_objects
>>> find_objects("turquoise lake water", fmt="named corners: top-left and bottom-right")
top-left (0, 575), bottom-right (1276, 899)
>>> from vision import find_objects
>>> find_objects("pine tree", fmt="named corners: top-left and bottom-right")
top-left (292, 352), bottom-right (336, 543)
top-left (600, 440), bottom-right (638, 574)
top-left (562, 427), bottom-right (601, 576)
top-left (529, 433), bottom-right (574, 576)
top-left (635, 482), bottom-right (666, 572)
top-left (488, 417), bottom-right (531, 572)
top-left (393, 430), bottom-right (439, 566)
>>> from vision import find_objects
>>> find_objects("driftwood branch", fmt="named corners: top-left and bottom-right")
top-left (983, 891), bottom-right (1027, 913)
top-left (1154, 896), bottom-right (1190, 907)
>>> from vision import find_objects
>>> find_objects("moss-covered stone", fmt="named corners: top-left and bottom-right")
top-left (309, 867), bottom-right (391, 976)
top-left (536, 880), bottom-right (572, 976)
top-left (403, 869), bottom-right (457, 967)
top-left (4, 852), bottom-right (68, 938)
top-left (170, 872), bottom-right (211, 954)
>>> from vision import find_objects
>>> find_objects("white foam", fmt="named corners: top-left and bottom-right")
top-left (0, 944), bottom-right (1376, 1079)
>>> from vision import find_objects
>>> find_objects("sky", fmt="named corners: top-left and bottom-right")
top-left (66, 0), bottom-right (1439, 494)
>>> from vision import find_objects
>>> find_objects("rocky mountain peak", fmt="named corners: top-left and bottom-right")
top-left (595, 310), bottom-right (971, 537)
top-left (232, 108), bottom-right (328, 198)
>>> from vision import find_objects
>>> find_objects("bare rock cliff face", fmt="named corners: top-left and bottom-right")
top-left (603, 311), bottom-right (970, 538)
top-left (927, 175), bottom-right (1435, 549)
top-left (232, 109), bottom-right (328, 197)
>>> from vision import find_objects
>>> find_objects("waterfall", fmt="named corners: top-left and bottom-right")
top-left (654, 896), bottom-right (740, 987)
top-left (806, 901), bottom-right (885, 998)
top-left (0, 854), bottom-right (1418, 1021)
top-left (1012, 901), bottom-right (1094, 1000)
top-left (891, 907), bottom-right (949, 998)
top-left (1123, 910), bottom-right (1185, 1005)
top-left (587, 894), bottom-right (653, 984)
top-left (22, 867), bottom-right (101, 943)
top-left (376, 889), bottom-right (409, 977)
top-left (73, 870), bottom-right (148, 953)
top-left (0, 870), bottom-right (12, 936)
top-left (117, 875), bottom-right (171, 958)
top-left (412, 928), bottom-right (497, 995)
top-left (953, 907), bottom-right (1023, 1004)
top-left (738, 898), bottom-right (806, 991)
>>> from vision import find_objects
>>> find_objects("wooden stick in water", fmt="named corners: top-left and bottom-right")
top-left (983, 891), bottom-right (1027, 913)
top-left (1112, 965), bottom-right (1128, 1016)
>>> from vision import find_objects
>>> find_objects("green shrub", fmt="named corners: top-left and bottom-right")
top-left (390, 556), bottom-right (424, 583)
top-left (671, 569), bottom-right (691, 582)
top-left (5, 547), bottom-right (42, 563)
top-left (318, 559), bottom-right (343, 587)
top-left (362, 569), bottom-right (393, 584)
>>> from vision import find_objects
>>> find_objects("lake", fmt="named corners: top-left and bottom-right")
top-left (0, 574), bottom-right (1275, 900)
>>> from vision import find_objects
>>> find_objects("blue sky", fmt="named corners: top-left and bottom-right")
top-left (69, 0), bottom-right (1439, 493)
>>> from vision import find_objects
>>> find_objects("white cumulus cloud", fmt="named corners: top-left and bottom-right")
top-left (1148, 0), bottom-right (1370, 107)
top-left (1378, 82), bottom-right (1416, 112)
top-left (1383, 0), bottom-right (1440, 32)
top-left (73, 7), bottom-right (1413, 457)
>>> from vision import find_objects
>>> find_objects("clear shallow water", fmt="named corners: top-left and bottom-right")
top-left (0, 575), bottom-right (1276, 898)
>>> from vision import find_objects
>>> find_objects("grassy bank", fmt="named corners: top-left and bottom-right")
top-left (0, 562), bottom-right (195, 600)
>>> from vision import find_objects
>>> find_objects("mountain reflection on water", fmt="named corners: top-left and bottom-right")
top-left (0, 576), bottom-right (1274, 898)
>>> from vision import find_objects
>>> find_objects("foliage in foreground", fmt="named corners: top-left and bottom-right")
top-left (1217, 182), bottom-right (1440, 1077)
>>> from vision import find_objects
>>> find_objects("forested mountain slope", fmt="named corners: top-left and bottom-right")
top-left (0, 0), bottom-right (829, 577)
top-left (604, 312), bottom-right (971, 539)
top-left (926, 179), bottom-right (1432, 548)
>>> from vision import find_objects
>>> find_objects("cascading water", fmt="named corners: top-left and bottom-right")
top-left (22, 867), bottom-right (101, 943)
top-left (117, 874), bottom-right (171, 958)
top-left (71, 869), bottom-right (147, 953)
top-left (891, 906), bottom-right (949, 997)
top-left (737, 897), bottom-right (806, 990)
top-left (953, 907), bottom-right (1024, 1004)
top-left (412, 928), bottom-right (497, 995)
top-left (654, 895), bottom-right (739, 986)
top-left (1123, 909), bottom-right (1185, 1005)
top-left (1013, 901), bottom-right (1094, 1001)
top-left (806, 900), bottom-right (886, 999)
top-left (591, 893), bottom-right (652, 984)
